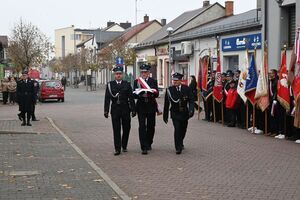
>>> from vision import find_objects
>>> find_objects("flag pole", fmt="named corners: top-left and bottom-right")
top-left (198, 89), bottom-right (201, 120)
top-left (213, 98), bottom-right (216, 123)
top-left (221, 100), bottom-right (224, 125)
top-left (264, 42), bottom-right (269, 135)
top-left (252, 47), bottom-right (258, 134)
top-left (246, 102), bottom-right (249, 129)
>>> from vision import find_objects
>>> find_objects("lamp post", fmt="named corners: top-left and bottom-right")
top-left (167, 27), bottom-right (174, 87)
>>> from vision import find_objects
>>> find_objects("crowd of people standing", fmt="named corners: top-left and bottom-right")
top-left (0, 76), bottom-right (17, 105)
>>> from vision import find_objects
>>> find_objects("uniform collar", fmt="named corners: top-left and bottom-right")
top-left (115, 80), bottom-right (122, 84)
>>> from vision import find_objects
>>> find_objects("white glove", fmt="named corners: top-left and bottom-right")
top-left (273, 100), bottom-right (277, 105)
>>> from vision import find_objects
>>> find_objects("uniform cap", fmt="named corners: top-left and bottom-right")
top-left (113, 66), bottom-right (124, 73)
top-left (172, 72), bottom-right (184, 80)
top-left (140, 64), bottom-right (151, 72)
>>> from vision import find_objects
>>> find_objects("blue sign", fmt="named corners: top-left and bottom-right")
top-left (222, 33), bottom-right (262, 52)
top-left (116, 57), bottom-right (124, 66)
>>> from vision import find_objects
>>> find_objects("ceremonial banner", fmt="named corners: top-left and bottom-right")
top-left (201, 57), bottom-right (209, 91)
top-left (237, 51), bottom-right (249, 103)
top-left (255, 49), bottom-right (269, 111)
top-left (213, 52), bottom-right (223, 103)
top-left (197, 59), bottom-right (202, 89)
top-left (277, 51), bottom-right (290, 111)
top-left (245, 54), bottom-right (258, 105)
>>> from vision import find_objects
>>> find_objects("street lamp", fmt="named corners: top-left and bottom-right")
top-left (167, 27), bottom-right (174, 86)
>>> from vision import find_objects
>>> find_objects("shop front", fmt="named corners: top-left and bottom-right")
top-left (172, 49), bottom-right (190, 85)
top-left (221, 32), bottom-right (262, 71)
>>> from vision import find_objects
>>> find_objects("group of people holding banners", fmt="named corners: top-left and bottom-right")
top-left (199, 29), bottom-right (300, 143)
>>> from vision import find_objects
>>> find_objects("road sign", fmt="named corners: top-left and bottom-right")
top-left (116, 57), bottom-right (124, 66)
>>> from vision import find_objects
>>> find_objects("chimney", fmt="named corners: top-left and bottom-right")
top-left (120, 22), bottom-right (132, 29)
top-left (161, 19), bottom-right (167, 26)
top-left (225, 1), bottom-right (234, 17)
top-left (203, 1), bottom-right (210, 7)
top-left (107, 21), bottom-right (115, 28)
top-left (144, 15), bottom-right (149, 23)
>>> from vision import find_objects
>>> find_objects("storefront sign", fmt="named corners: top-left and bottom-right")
top-left (157, 46), bottom-right (168, 56)
top-left (222, 33), bottom-right (262, 52)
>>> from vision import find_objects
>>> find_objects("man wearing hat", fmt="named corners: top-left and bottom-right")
top-left (104, 66), bottom-right (136, 156)
top-left (163, 72), bottom-right (194, 154)
top-left (16, 70), bottom-right (35, 126)
top-left (133, 64), bottom-right (159, 155)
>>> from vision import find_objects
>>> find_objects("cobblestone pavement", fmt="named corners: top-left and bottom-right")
top-left (0, 119), bottom-right (121, 199)
top-left (0, 87), bottom-right (300, 200)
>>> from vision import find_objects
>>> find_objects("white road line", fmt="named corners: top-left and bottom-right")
top-left (47, 117), bottom-right (131, 200)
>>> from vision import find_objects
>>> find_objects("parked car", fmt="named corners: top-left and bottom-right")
top-left (39, 80), bottom-right (64, 102)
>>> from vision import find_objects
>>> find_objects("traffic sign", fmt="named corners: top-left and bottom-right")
top-left (116, 57), bottom-right (124, 66)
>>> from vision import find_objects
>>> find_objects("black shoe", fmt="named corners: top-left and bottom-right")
top-left (21, 122), bottom-right (26, 126)
top-left (122, 149), bottom-right (128, 152)
top-left (27, 123), bottom-right (32, 126)
top-left (142, 150), bottom-right (148, 155)
top-left (17, 114), bottom-right (22, 121)
top-left (114, 151), bottom-right (121, 156)
top-left (147, 146), bottom-right (152, 151)
top-left (227, 124), bottom-right (235, 127)
top-left (176, 150), bottom-right (182, 155)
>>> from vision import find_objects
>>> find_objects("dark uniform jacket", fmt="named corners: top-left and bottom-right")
top-left (17, 78), bottom-right (35, 112)
top-left (163, 85), bottom-right (194, 121)
top-left (104, 80), bottom-right (135, 115)
top-left (133, 77), bottom-right (159, 114)
top-left (269, 78), bottom-right (278, 102)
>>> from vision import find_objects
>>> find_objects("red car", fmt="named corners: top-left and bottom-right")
top-left (39, 80), bottom-right (64, 102)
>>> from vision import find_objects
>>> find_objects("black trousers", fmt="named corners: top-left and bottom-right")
top-left (9, 92), bottom-right (16, 103)
top-left (236, 102), bottom-right (246, 128)
top-left (204, 96), bottom-right (213, 121)
top-left (227, 108), bottom-right (236, 126)
top-left (2, 92), bottom-right (8, 104)
top-left (269, 104), bottom-right (284, 134)
top-left (32, 104), bottom-right (37, 120)
top-left (137, 112), bottom-right (156, 151)
top-left (172, 118), bottom-right (188, 151)
top-left (21, 111), bottom-right (31, 123)
top-left (111, 111), bottom-right (131, 152)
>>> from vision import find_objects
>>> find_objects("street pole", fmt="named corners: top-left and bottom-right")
top-left (167, 27), bottom-right (174, 87)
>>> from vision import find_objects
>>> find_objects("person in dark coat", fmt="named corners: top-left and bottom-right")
top-left (163, 72), bottom-right (194, 154)
top-left (31, 79), bottom-right (40, 121)
top-left (267, 69), bottom-right (284, 137)
top-left (17, 70), bottom-right (35, 126)
top-left (61, 76), bottom-right (67, 91)
top-left (189, 75), bottom-right (201, 111)
top-left (104, 66), bottom-right (136, 156)
top-left (133, 64), bottom-right (159, 155)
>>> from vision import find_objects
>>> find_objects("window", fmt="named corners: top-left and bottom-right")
top-left (70, 34), bottom-right (81, 41)
top-left (288, 6), bottom-right (296, 47)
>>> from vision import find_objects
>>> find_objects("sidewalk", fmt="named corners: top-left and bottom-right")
top-left (0, 118), bottom-right (122, 200)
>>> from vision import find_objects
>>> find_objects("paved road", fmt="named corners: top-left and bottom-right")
top-left (1, 87), bottom-right (299, 200)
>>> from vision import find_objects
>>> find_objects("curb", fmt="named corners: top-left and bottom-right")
top-left (0, 131), bottom-right (45, 135)
top-left (46, 117), bottom-right (132, 200)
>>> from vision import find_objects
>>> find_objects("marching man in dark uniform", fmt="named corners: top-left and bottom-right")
top-left (17, 70), bottom-right (35, 126)
top-left (104, 66), bottom-right (136, 156)
top-left (133, 64), bottom-right (159, 155)
top-left (163, 72), bottom-right (194, 154)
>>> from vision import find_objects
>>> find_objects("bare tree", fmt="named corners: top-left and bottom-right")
top-left (8, 19), bottom-right (49, 71)
top-left (99, 38), bottom-right (137, 70)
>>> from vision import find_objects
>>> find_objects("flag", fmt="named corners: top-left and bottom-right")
top-left (237, 51), bottom-right (249, 103)
top-left (245, 54), bottom-right (258, 105)
top-left (197, 58), bottom-right (202, 89)
top-left (255, 48), bottom-right (270, 111)
top-left (277, 51), bottom-right (290, 112)
top-left (293, 27), bottom-right (300, 101)
top-left (213, 51), bottom-right (223, 102)
top-left (201, 57), bottom-right (209, 91)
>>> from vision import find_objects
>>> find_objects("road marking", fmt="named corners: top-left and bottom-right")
top-left (47, 117), bottom-right (131, 200)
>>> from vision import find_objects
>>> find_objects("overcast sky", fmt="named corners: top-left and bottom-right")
top-left (0, 0), bottom-right (256, 42)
